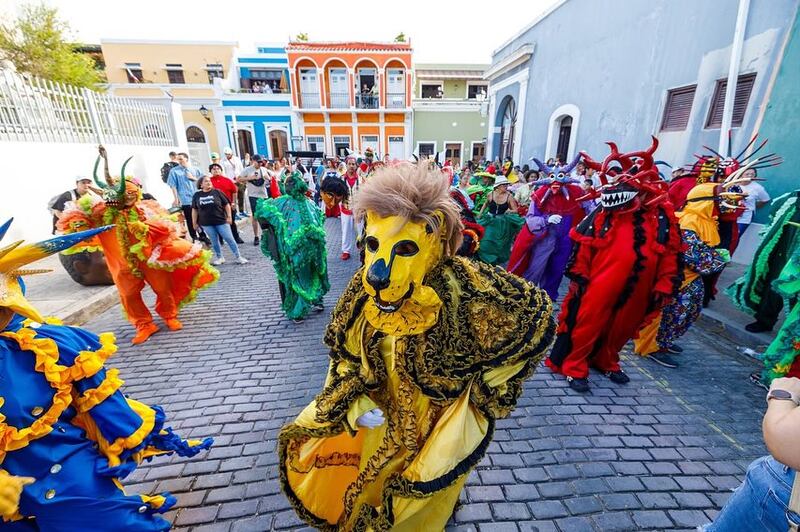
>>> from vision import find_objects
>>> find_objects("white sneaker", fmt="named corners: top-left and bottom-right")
top-left (211, 257), bottom-right (226, 266)
top-left (236, 257), bottom-right (249, 264)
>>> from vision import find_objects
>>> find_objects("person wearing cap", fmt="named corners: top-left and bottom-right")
top-left (476, 175), bottom-right (524, 265)
top-left (49, 176), bottom-right (96, 234)
top-left (238, 154), bottom-right (269, 245)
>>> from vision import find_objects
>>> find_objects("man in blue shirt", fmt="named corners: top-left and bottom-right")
top-left (168, 152), bottom-right (208, 243)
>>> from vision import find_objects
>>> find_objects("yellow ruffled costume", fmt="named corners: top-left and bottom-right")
top-left (279, 256), bottom-right (554, 530)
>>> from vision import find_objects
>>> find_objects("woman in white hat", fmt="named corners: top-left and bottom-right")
top-left (476, 176), bottom-right (524, 265)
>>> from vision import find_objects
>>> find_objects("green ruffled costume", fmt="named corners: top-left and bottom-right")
top-left (256, 173), bottom-right (330, 320)
top-left (477, 211), bottom-right (525, 266)
top-left (726, 192), bottom-right (800, 384)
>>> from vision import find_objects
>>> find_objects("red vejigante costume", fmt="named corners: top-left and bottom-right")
top-left (546, 138), bottom-right (683, 392)
top-left (58, 149), bottom-right (218, 345)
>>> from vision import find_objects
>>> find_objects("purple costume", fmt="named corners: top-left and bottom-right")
top-left (507, 156), bottom-right (595, 300)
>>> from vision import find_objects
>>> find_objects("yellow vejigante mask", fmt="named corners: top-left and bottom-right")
top-left (0, 219), bottom-right (113, 329)
top-left (361, 211), bottom-right (444, 336)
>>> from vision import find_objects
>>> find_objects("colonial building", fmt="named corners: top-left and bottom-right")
top-left (101, 39), bottom-right (236, 168)
top-left (411, 63), bottom-right (489, 166)
top-left (286, 41), bottom-right (413, 159)
top-left (484, 0), bottom-right (797, 176)
top-left (210, 44), bottom-right (297, 160)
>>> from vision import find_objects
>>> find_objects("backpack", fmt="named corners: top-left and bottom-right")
top-left (48, 190), bottom-right (76, 214)
top-left (161, 161), bottom-right (178, 183)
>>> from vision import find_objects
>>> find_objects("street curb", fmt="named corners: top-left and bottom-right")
top-left (698, 309), bottom-right (774, 361)
top-left (60, 285), bottom-right (120, 326)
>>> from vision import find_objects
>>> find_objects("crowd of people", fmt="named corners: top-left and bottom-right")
top-left (37, 136), bottom-right (800, 531)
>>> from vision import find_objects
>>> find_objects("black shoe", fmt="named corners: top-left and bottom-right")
top-left (566, 376), bottom-right (590, 393)
top-left (745, 321), bottom-right (773, 333)
top-left (253, 236), bottom-right (260, 246)
top-left (666, 343), bottom-right (683, 354)
top-left (650, 352), bottom-right (679, 368)
top-left (604, 370), bottom-right (630, 384)
top-left (235, 238), bottom-right (245, 244)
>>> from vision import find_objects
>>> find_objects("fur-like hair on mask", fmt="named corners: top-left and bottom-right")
top-left (354, 163), bottom-right (464, 257)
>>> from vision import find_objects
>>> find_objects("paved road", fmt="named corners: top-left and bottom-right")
top-left (82, 219), bottom-right (767, 532)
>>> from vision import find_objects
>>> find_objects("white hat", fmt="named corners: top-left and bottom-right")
top-left (493, 176), bottom-right (511, 188)
top-left (223, 147), bottom-right (233, 155)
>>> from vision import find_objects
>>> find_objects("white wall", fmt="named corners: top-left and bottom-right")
top-left (1, 141), bottom-right (179, 242)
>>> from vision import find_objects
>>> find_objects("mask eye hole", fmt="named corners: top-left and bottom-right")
top-left (365, 236), bottom-right (379, 253)
top-left (557, 172), bottom-right (565, 179)
top-left (549, 173), bottom-right (556, 179)
top-left (394, 240), bottom-right (419, 257)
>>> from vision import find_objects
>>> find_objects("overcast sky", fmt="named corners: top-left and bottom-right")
top-left (1, 0), bottom-right (559, 63)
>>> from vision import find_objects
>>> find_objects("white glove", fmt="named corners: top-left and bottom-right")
top-left (356, 408), bottom-right (385, 429)
top-left (547, 214), bottom-right (563, 225)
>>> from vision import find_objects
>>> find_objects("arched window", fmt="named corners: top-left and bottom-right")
top-left (556, 116), bottom-right (572, 163)
top-left (499, 97), bottom-right (517, 160)
top-left (186, 126), bottom-right (206, 143)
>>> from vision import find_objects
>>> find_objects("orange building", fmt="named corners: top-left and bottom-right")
top-left (286, 41), bottom-right (413, 160)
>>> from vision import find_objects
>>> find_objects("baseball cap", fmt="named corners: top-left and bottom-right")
top-left (75, 176), bottom-right (92, 183)
top-left (210, 152), bottom-right (219, 159)
top-left (252, 154), bottom-right (264, 162)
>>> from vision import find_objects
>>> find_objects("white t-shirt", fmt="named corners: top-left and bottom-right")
top-left (738, 182), bottom-right (770, 224)
top-left (240, 166), bottom-right (268, 198)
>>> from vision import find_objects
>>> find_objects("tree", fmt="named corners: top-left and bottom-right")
top-left (394, 32), bottom-right (406, 43)
top-left (0, 3), bottom-right (104, 89)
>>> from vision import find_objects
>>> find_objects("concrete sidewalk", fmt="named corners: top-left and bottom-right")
top-left (24, 253), bottom-right (120, 325)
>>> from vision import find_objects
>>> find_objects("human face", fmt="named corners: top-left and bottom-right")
top-left (742, 168), bottom-right (756, 182)
top-left (495, 184), bottom-right (508, 194)
top-left (200, 177), bottom-right (213, 192)
top-left (178, 154), bottom-right (189, 167)
top-left (362, 212), bottom-right (442, 314)
top-left (347, 160), bottom-right (357, 173)
top-left (76, 180), bottom-right (91, 195)
top-left (211, 166), bottom-right (222, 177)
top-left (459, 172), bottom-right (470, 188)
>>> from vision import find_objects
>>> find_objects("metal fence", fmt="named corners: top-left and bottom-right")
top-left (0, 69), bottom-right (176, 146)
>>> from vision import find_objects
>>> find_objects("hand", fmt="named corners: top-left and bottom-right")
top-left (226, 218), bottom-right (233, 225)
top-left (0, 470), bottom-right (34, 519)
top-left (172, 199), bottom-right (180, 208)
top-left (356, 408), bottom-right (385, 429)
top-left (547, 214), bottom-right (563, 225)
top-left (717, 248), bottom-right (731, 263)
top-left (769, 377), bottom-right (800, 397)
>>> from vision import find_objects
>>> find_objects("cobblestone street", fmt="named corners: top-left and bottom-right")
top-left (83, 219), bottom-right (768, 532)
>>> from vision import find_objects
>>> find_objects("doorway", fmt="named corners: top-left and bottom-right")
top-left (269, 129), bottom-right (288, 160)
top-left (186, 125), bottom-right (210, 169)
top-left (388, 136), bottom-right (404, 160)
top-left (445, 142), bottom-right (462, 167)
top-left (556, 116), bottom-right (572, 163)
top-left (236, 129), bottom-right (254, 159)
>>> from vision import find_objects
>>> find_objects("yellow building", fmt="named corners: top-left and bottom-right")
top-left (101, 39), bottom-right (237, 168)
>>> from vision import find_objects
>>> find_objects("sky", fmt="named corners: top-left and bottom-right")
top-left (1, 0), bottom-right (560, 63)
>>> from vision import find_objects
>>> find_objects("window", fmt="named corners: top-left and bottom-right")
top-left (660, 85), bottom-right (697, 131)
top-left (165, 64), bottom-right (185, 84)
top-left (421, 83), bottom-right (443, 99)
top-left (125, 63), bottom-right (143, 83)
top-left (706, 73), bottom-right (756, 129)
top-left (556, 116), bottom-right (572, 163)
top-left (418, 143), bottom-right (435, 158)
top-left (445, 143), bottom-right (462, 167)
top-left (206, 63), bottom-right (224, 83)
top-left (467, 84), bottom-right (488, 100)
top-left (499, 96), bottom-right (516, 159)
top-left (186, 126), bottom-right (206, 143)
top-left (307, 136), bottom-right (325, 152)
top-left (361, 135), bottom-right (379, 154)
top-left (471, 142), bottom-right (485, 162)
top-left (333, 136), bottom-right (351, 157)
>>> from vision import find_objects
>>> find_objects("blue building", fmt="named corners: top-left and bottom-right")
top-left (212, 43), bottom-right (299, 159)
top-left (485, 0), bottom-right (798, 182)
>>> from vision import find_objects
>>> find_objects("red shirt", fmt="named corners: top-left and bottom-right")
top-left (211, 175), bottom-right (237, 203)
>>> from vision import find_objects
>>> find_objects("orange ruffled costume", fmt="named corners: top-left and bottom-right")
top-left (58, 188), bottom-right (217, 339)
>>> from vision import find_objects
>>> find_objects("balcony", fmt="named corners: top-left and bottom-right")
top-left (301, 93), bottom-right (321, 108)
top-left (386, 92), bottom-right (406, 109)
top-left (329, 92), bottom-right (349, 109)
top-left (356, 93), bottom-right (379, 109)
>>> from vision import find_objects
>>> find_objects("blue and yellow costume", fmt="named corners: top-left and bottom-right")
top-left (0, 219), bottom-right (213, 531)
